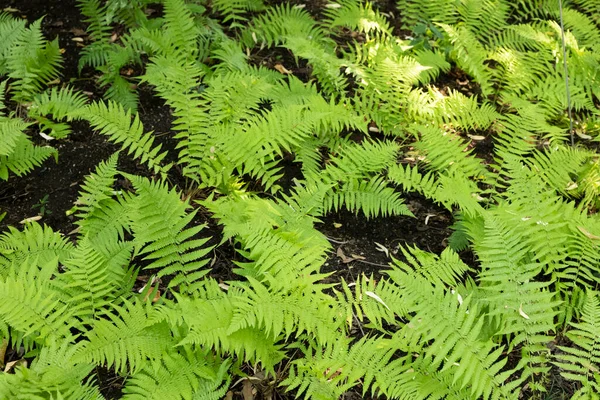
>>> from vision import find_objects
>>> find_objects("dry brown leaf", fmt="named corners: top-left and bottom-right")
top-left (39, 131), bottom-right (55, 141)
top-left (373, 242), bottom-right (389, 258)
top-left (20, 216), bottom-right (42, 224)
top-left (467, 134), bottom-right (486, 141)
top-left (69, 28), bottom-right (87, 36)
top-left (242, 379), bottom-right (255, 400)
top-left (274, 63), bottom-right (292, 75)
top-left (143, 287), bottom-right (161, 303)
top-left (518, 303), bottom-right (530, 319)
top-left (336, 247), bottom-right (355, 263)
top-left (4, 359), bottom-right (26, 373)
top-left (576, 131), bottom-right (592, 140)
top-left (565, 182), bottom-right (578, 191)
top-left (225, 392), bottom-right (234, 400)
top-left (578, 226), bottom-right (600, 240)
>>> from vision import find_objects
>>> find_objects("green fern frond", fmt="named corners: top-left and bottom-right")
top-left (77, 101), bottom-right (171, 176)
top-left (74, 152), bottom-right (120, 220)
top-left (0, 265), bottom-right (74, 342)
top-left (55, 237), bottom-right (135, 327)
top-left (324, 0), bottom-right (392, 37)
top-left (0, 13), bottom-right (27, 74)
top-left (0, 222), bottom-right (73, 274)
top-left (162, 0), bottom-right (201, 60)
top-left (123, 352), bottom-right (231, 400)
top-left (414, 125), bottom-right (487, 179)
top-left (475, 214), bottom-right (559, 390)
top-left (173, 289), bottom-right (287, 372)
top-left (127, 175), bottom-right (213, 291)
top-left (323, 176), bottom-right (411, 219)
top-left (554, 290), bottom-right (600, 396)
top-left (74, 299), bottom-right (173, 373)
top-left (439, 24), bottom-right (494, 96)
top-left (212, 0), bottom-right (264, 23)
top-left (396, 0), bottom-right (459, 28)
top-left (0, 339), bottom-right (101, 400)
top-left (6, 19), bottom-right (62, 102)
top-left (229, 278), bottom-right (342, 344)
top-left (323, 140), bottom-right (399, 181)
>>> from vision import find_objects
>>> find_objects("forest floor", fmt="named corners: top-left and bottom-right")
top-left (0, 0), bottom-right (563, 399)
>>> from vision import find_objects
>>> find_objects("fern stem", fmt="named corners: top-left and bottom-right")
top-left (558, 0), bottom-right (575, 146)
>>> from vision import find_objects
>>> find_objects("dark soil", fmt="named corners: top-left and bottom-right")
top-left (0, 1), bottom-right (461, 399)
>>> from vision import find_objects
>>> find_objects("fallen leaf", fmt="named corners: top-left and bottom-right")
top-left (325, 3), bottom-right (342, 8)
top-left (333, 222), bottom-right (342, 228)
top-left (274, 63), bottom-right (292, 74)
top-left (39, 131), bottom-right (55, 141)
top-left (110, 33), bottom-right (119, 43)
top-left (20, 216), bottom-right (42, 224)
top-left (3, 7), bottom-right (19, 12)
top-left (4, 359), bottom-right (26, 373)
top-left (225, 392), bottom-right (233, 400)
top-left (71, 37), bottom-right (84, 42)
top-left (368, 126), bottom-right (380, 133)
top-left (374, 242), bottom-right (389, 258)
top-left (518, 303), bottom-right (530, 319)
top-left (242, 379), bottom-right (255, 400)
top-left (578, 226), bottom-right (600, 240)
top-left (69, 28), bottom-right (87, 36)
top-left (467, 134), bottom-right (486, 141)
top-left (576, 131), bottom-right (592, 140)
top-left (336, 247), bottom-right (353, 263)
top-left (565, 181), bottom-right (578, 191)
top-left (365, 291), bottom-right (390, 310)
top-left (350, 254), bottom-right (366, 260)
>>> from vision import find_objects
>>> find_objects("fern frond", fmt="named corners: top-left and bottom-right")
top-left (439, 24), bottom-right (494, 96)
top-left (123, 352), bottom-right (231, 400)
top-left (55, 237), bottom-right (135, 327)
top-left (212, 0), bottom-right (264, 23)
top-left (0, 131), bottom-right (57, 180)
top-left (173, 289), bottom-right (286, 372)
top-left (74, 299), bottom-right (173, 373)
top-left (0, 266), bottom-right (74, 341)
top-left (554, 290), bottom-right (600, 396)
top-left (127, 175), bottom-right (213, 291)
top-left (162, 0), bottom-right (201, 60)
top-left (0, 339), bottom-right (101, 400)
top-left (7, 19), bottom-right (62, 101)
top-left (229, 278), bottom-right (342, 344)
top-left (0, 222), bottom-right (73, 274)
top-left (323, 176), bottom-right (411, 219)
top-left (77, 101), bottom-right (171, 176)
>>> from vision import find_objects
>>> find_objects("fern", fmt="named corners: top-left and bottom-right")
top-left (0, 119), bottom-right (57, 180)
top-left (554, 291), bottom-right (600, 397)
top-left (74, 299), bottom-right (173, 374)
top-left (126, 175), bottom-right (213, 291)
top-left (3, 19), bottom-right (61, 102)
top-left (76, 101), bottom-right (171, 176)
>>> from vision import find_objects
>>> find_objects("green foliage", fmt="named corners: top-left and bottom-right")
top-left (4, 0), bottom-right (600, 398)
